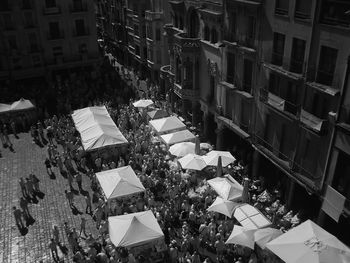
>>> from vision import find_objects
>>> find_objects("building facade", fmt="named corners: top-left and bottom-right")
top-left (0, 0), bottom-right (100, 84)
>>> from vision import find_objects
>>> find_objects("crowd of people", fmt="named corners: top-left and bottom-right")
top-left (5, 55), bottom-right (305, 263)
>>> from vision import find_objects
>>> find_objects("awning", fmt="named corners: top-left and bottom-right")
top-left (160, 129), bottom-right (196, 145)
top-left (234, 204), bottom-right (272, 230)
top-left (109, 210), bottom-right (164, 248)
top-left (149, 116), bottom-right (186, 135)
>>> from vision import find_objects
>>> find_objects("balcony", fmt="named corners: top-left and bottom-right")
top-left (70, 2), bottom-right (87, 13)
top-left (263, 53), bottom-right (305, 81)
top-left (275, 7), bottom-right (288, 16)
top-left (305, 67), bottom-right (341, 96)
top-left (145, 10), bottom-right (162, 21)
top-left (174, 32), bottom-right (200, 53)
top-left (47, 31), bottom-right (64, 40)
top-left (43, 6), bottom-right (61, 15)
top-left (300, 109), bottom-right (328, 133)
top-left (174, 83), bottom-right (199, 101)
top-left (260, 88), bottom-right (299, 116)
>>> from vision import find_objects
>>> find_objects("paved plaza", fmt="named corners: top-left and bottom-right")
top-left (0, 133), bottom-right (98, 263)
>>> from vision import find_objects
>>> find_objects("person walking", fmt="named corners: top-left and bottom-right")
top-left (45, 158), bottom-right (53, 176)
top-left (25, 178), bottom-right (34, 200)
top-left (48, 238), bottom-right (59, 261)
top-left (53, 225), bottom-right (60, 245)
top-left (67, 171), bottom-right (74, 190)
top-left (19, 177), bottom-right (27, 197)
top-left (75, 172), bottom-right (83, 191)
top-left (65, 190), bottom-right (74, 207)
top-left (13, 206), bottom-right (25, 229)
top-left (30, 173), bottom-right (40, 192)
top-left (10, 119), bottom-right (18, 138)
top-left (79, 217), bottom-right (87, 237)
top-left (19, 197), bottom-right (30, 218)
top-left (84, 192), bottom-right (92, 214)
top-left (3, 124), bottom-right (12, 148)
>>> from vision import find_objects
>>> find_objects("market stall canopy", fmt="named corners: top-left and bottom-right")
top-left (149, 116), bottom-right (186, 135)
top-left (207, 196), bottom-right (239, 218)
top-left (147, 109), bottom-right (169, 120)
top-left (72, 106), bottom-right (128, 151)
top-left (254, 227), bottom-right (283, 249)
top-left (10, 98), bottom-right (35, 111)
top-left (161, 129), bottom-right (196, 145)
top-left (207, 175), bottom-right (243, 201)
top-left (0, 103), bottom-right (11, 113)
top-left (234, 204), bottom-right (272, 230)
top-left (203, 150), bottom-right (236, 167)
top-left (132, 99), bottom-right (154, 108)
top-left (225, 225), bottom-right (256, 249)
top-left (169, 142), bottom-right (195, 157)
top-left (178, 154), bottom-right (207, 171)
top-left (96, 165), bottom-right (145, 200)
top-left (109, 210), bottom-right (164, 248)
top-left (266, 220), bottom-right (350, 263)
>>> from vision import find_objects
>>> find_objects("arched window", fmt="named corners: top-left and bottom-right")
top-left (174, 15), bottom-right (178, 28)
top-left (211, 28), bottom-right (218, 44)
top-left (204, 25), bottom-right (210, 41)
top-left (176, 56), bottom-right (182, 84)
top-left (184, 57), bottom-right (193, 81)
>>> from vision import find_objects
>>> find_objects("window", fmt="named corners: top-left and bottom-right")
top-left (72, 0), bottom-right (83, 11)
top-left (22, 0), bottom-right (31, 9)
top-left (0, 0), bottom-right (10, 11)
top-left (45, 0), bottom-right (56, 8)
top-left (311, 92), bottom-right (328, 119)
top-left (269, 73), bottom-right (281, 95)
top-left (8, 35), bottom-right (17, 49)
top-left (3, 14), bottom-right (12, 28)
top-left (226, 52), bottom-right (235, 84)
top-left (290, 38), bottom-right (306, 74)
top-left (210, 28), bottom-right (217, 44)
top-left (143, 47), bottom-right (147, 60)
top-left (142, 25), bottom-right (146, 38)
top-left (228, 13), bottom-right (236, 41)
top-left (333, 151), bottom-right (350, 199)
top-left (135, 45), bottom-right (140, 56)
top-left (32, 55), bottom-right (41, 67)
top-left (155, 28), bottom-right (161, 41)
top-left (179, 17), bottom-right (183, 30)
top-left (24, 12), bottom-right (34, 27)
top-left (275, 0), bottom-right (289, 16)
top-left (285, 82), bottom-right (298, 114)
top-left (29, 33), bottom-right (38, 52)
top-left (295, 0), bottom-right (312, 19)
top-left (243, 59), bottom-right (253, 93)
top-left (146, 24), bottom-right (153, 39)
top-left (317, 46), bottom-right (338, 86)
top-left (204, 25), bottom-right (210, 41)
top-left (75, 19), bottom-right (86, 36)
top-left (247, 16), bottom-right (255, 40)
top-left (134, 24), bottom-right (139, 36)
top-left (49, 22), bottom-right (60, 39)
top-left (148, 48), bottom-right (153, 61)
top-left (320, 0), bottom-right (350, 27)
top-left (272, 32), bottom-right (285, 66)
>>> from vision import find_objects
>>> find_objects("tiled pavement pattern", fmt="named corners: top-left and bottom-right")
top-left (0, 133), bottom-right (98, 263)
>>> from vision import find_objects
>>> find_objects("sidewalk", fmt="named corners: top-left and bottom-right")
top-left (0, 133), bottom-right (98, 263)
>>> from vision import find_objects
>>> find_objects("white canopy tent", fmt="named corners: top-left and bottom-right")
top-left (207, 175), bottom-right (243, 201)
top-left (160, 129), bottom-right (196, 145)
top-left (10, 98), bottom-right (35, 111)
top-left (96, 165), bottom-right (145, 200)
top-left (72, 106), bottom-right (128, 151)
top-left (149, 116), bottom-right (186, 135)
top-left (0, 103), bottom-right (11, 114)
top-left (109, 210), bottom-right (164, 248)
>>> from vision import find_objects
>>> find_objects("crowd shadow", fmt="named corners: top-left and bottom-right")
top-left (18, 225), bottom-right (28, 236)
top-left (80, 189), bottom-right (89, 196)
top-left (71, 188), bottom-right (79, 195)
top-left (35, 190), bottom-right (45, 199)
top-left (49, 172), bottom-right (56, 180)
top-left (58, 243), bottom-right (69, 255)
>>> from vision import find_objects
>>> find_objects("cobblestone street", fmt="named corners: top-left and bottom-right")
top-left (0, 133), bottom-right (98, 263)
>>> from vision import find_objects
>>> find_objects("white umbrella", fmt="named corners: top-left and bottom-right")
top-left (226, 225), bottom-right (256, 249)
top-left (203, 150), bottom-right (236, 167)
top-left (132, 99), bottom-right (154, 108)
top-left (207, 197), bottom-right (239, 218)
top-left (254, 227), bottom-right (283, 249)
top-left (266, 220), bottom-right (350, 263)
top-left (207, 176), bottom-right (243, 201)
top-left (169, 142), bottom-right (195, 157)
top-left (200, 143), bottom-right (213, 151)
top-left (178, 154), bottom-right (206, 171)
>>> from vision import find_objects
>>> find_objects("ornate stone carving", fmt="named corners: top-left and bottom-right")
top-left (207, 59), bottom-right (218, 77)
